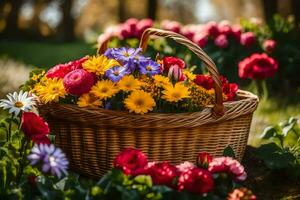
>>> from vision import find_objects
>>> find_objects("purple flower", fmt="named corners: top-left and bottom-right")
top-left (28, 144), bottom-right (69, 178)
top-left (104, 47), bottom-right (142, 63)
top-left (139, 60), bottom-right (161, 76)
top-left (105, 65), bottom-right (130, 82)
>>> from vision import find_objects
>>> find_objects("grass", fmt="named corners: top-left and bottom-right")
top-left (0, 40), bottom-right (96, 68)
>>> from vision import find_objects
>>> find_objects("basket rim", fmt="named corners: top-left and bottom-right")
top-left (39, 89), bottom-right (258, 128)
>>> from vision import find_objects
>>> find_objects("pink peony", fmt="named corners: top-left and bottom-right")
top-left (263, 39), bottom-right (276, 53)
top-left (240, 32), bottom-right (256, 47)
top-left (214, 34), bottom-right (229, 48)
top-left (161, 20), bottom-right (181, 33)
top-left (193, 33), bottom-right (208, 48)
top-left (178, 168), bottom-right (214, 194)
top-left (208, 157), bottom-right (247, 182)
top-left (176, 161), bottom-right (195, 173)
top-left (46, 57), bottom-right (88, 79)
top-left (63, 69), bottom-right (95, 96)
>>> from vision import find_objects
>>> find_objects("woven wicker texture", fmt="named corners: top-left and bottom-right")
top-left (39, 28), bottom-right (259, 178)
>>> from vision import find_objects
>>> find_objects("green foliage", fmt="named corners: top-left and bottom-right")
top-left (257, 117), bottom-right (300, 176)
top-left (222, 146), bottom-right (236, 158)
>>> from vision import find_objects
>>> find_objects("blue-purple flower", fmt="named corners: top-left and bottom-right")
top-left (28, 144), bottom-right (69, 178)
top-left (139, 60), bottom-right (161, 76)
top-left (105, 65), bottom-right (130, 82)
top-left (104, 47), bottom-right (142, 63)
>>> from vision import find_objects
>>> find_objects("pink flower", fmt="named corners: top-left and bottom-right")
top-left (114, 148), bottom-right (148, 176)
top-left (193, 33), bottom-right (208, 48)
top-left (178, 168), bottom-right (214, 194)
top-left (137, 18), bottom-right (154, 38)
top-left (208, 157), bottom-right (247, 182)
top-left (168, 65), bottom-right (184, 82)
top-left (231, 25), bottom-right (242, 41)
top-left (180, 26), bottom-right (195, 40)
top-left (197, 152), bottom-right (213, 169)
top-left (204, 21), bottom-right (219, 38)
top-left (120, 18), bottom-right (139, 39)
top-left (176, 161), bottom-right (195, 173)
top-left (161, 20), bottom-right (181, 33)
top-left (240, 32), bottom-right (256, 47)
top-left (238, 53), bottom-right (278, 79)
top-left (263, 39), bottom-right (276, 53)
top-left (46, 57), bottom-right (88, 79)
top-left (147, 162), bottom-right (178, 188)
top-left (215, 34), bottom-right (229, 48)
top-left (63, 69), bottom-right (95, 96)
top-left (218, 21), bottom-right (232, 36)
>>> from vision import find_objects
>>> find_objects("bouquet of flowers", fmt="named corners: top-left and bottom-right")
top-left (26, 47), bottom-right (238, 114)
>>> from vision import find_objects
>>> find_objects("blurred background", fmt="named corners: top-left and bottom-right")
top-left (0, 0), bottom-right (300, 146)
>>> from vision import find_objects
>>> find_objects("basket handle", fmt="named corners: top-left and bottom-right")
top-left (97, 28), bottom-right (224, 116)
top-left (139, 28), bottom-right (224, 116)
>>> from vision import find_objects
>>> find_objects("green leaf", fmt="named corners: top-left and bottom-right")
top-left (133, 175), bottom-right (153, 187)
top-left (261, 126), bottom-right (278, 139)
top-left (282, 117), bottom-right (297, 137)
top-left (222, 146), bottom-right (236, 158)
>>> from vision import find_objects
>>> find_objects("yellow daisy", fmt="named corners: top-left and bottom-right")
top-left (118, 75), bottom-right (142, 92)
top-left (162, 82), bottom-right (190, 102)
top-left (91, 80), bottom-right (119, 100)
top-left (82, 55), bottom-right (120, 76)
top-left (77, 92), bottom-right (102, 108)
top-left (183, 70), bottom-right (196, 81)
top-left (34, 78), bottom-right (66, 104)
top-left (153, 75), bottom-right (171, 88)
top-left (124, 90), bottom-right (156, 114)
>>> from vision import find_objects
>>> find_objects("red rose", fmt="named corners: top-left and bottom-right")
top-left (114, 148), bottom-right (148, 175)
top-left (178, 168), bottom-right (214, 194)
top-left (197, 152), bottom-right (213, 169)
top-left (238, 53), bottom-right (278, 79)
top-left (46, 57), bottom-right (87, 79)
top-left (163, 56), bottom-right (185, 72)
top-left (21, 112), bottom-right (50, 144)
top-left (194, 75), bottom-right (214, 90)
top-left (240, 32), bottom-right (255, 47)
top-left (263, 39), bottom-right (276, 53)
top-left (214, 34), bottom-right (229, 48)
top-left (148, 162), bottom-right (178, 188)
top-left (193, 33), bottom-right (208, 48)
top-left (223, 83), bottom-right (239, 101)
top-left (63, 69), bottom-right (95, 96)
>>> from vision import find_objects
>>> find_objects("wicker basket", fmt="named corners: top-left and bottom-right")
top-left (39, 28), bottom-right (259, 178)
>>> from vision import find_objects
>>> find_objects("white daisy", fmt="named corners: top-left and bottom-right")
top-left (0, 90), bottom-right (35, 117)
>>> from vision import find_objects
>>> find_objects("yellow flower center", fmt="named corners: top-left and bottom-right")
top-left (146, 66), bottom-right (153, 71)
top-left (124, 52), bottom-right (130, 57)
top-left (14, 101), bottom-right (24, 108)
top-left (135, 99), bottom-right (144, 106)
top-left (51, 87), bottom-right (59, 93)
top-left (101, 88), bottom-right (108, 93)
top-left (172, 92), bottom-right (181, 99)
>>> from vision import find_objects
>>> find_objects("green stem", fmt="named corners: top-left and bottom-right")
top-left (16, 139), bottom-right (29, 185)
top-left (7, 114), bottom-right (13, 142)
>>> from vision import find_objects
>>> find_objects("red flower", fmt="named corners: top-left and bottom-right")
top-left (178, 168), bottom-right (214, 194)
top-left (231, 25), bottom-right (242, 41)
top-left (218, 21), bottom-right (232, 36)
top-left (240, 32), bottom-right (255, 47)
top-left (223, 83), bottom-right (239, 101)
top-left (204, 21), bottom-right (219, 38)
top-left (114, 148), bottom-right (148, 175)
top-left (163, 56), bottom-right (185, 72)
top-left (197, 152), bottom-right (213, 169)
top-left (194, 75), bottom-right (214, 90)
top-left (63, 69), bottom-right (95, 96)
top-left (238, 53), bottom-right (278, 79)
top-left (46, 57), bottom-right (88, 79)
top-left (263, 39), bottom-right (276, 53)
top-left (193, 33), bottom-right (208, 48)
top-left (21, 112), bottom-right (50, 144)
top-left (215, 34), bottom-right (229, 48)
top-left (148, 162), bottom-right (178, 188)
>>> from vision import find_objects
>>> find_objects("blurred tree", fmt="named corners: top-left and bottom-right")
top-left (3, 0), bottom-right (24, 37)
top-left (147, 0), bottom-right (157, 20)
top-left (60, 0), bottom-right (75, 42)
top-left (262, 0), bottom-right (278, 22)
top-left (118, 0), bottom-right (126, 22)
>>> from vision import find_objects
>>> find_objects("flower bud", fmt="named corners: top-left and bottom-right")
top-left (263, 39), bottom-right (276, 53)
top-left (168, 65), bottom-right (183, 82)
top-left (197, 152), bottom-right (213, 169)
